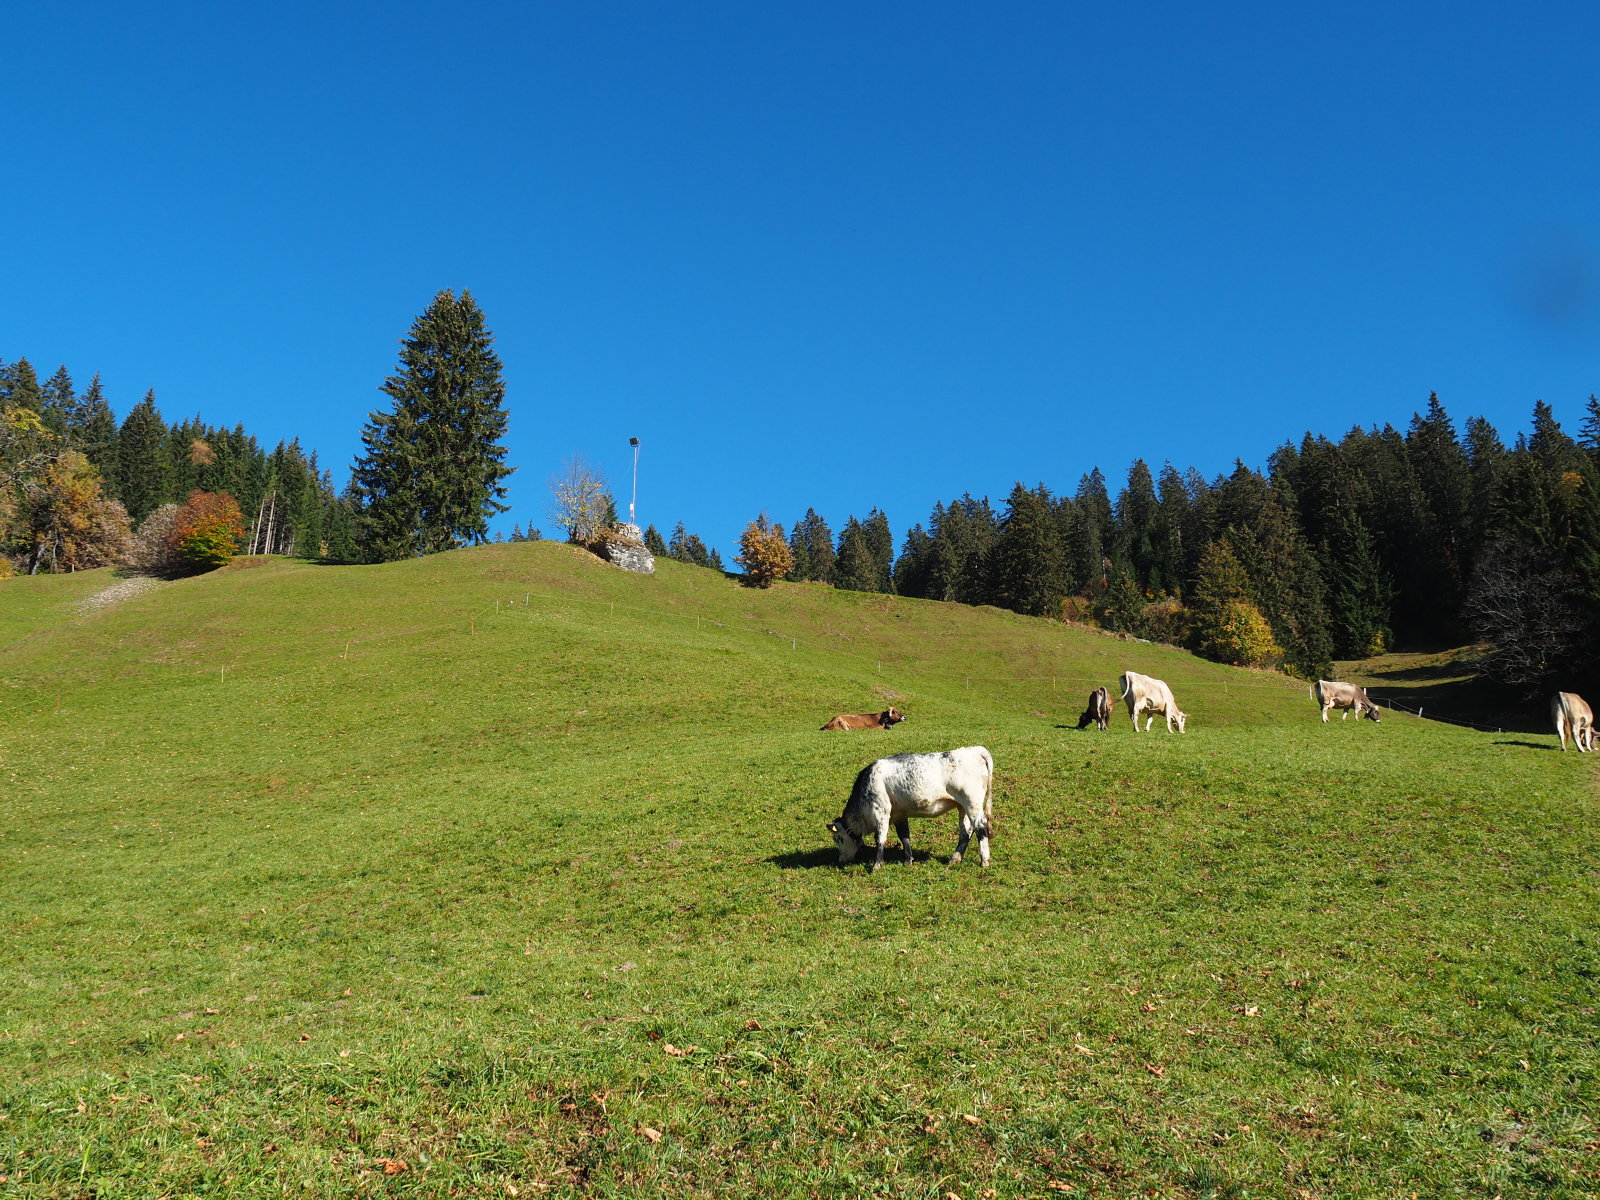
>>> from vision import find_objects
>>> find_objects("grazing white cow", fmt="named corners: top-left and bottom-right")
top-left (1311, 680), bottom-right (1382, 724)
top-left (1552, 692), bottom-right (1594, 753)
top-left (1119, 671), bottom-right (1187, 733)
top-left (827, 747), bottom-right (993, 871)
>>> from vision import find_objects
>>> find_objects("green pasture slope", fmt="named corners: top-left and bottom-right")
top-left (2, 543), bottom-right (1596, 1199)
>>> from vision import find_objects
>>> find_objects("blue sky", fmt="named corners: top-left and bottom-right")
top-left (7, 1), bottom-right (1599, 555)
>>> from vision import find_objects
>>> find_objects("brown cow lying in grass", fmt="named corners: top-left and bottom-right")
top-left (821, 707), bottom-right (906, 731)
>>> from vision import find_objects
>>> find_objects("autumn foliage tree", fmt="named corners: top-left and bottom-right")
top-left (168, 490), bottom-right (246, 570)
top-left (13, 450), bottom-right (132, 574)
top-left (735, 515), bottom-right (793, 588)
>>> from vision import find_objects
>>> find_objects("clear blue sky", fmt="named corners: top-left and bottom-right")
top-left (8, 1), bottom-right (1599, 556)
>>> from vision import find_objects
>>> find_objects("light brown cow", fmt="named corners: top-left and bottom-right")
top-left (821, 707), bottom-right (906, 732)
top-left (1552, 692), bottom-right (1594, 753)
top-left (1311, 680), bottom-right (1381, 724)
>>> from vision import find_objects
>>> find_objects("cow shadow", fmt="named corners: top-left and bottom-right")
top-left (1493, 739), bottom-right (1558, 751)
top-left (767, 845), bottom-right (944, 870)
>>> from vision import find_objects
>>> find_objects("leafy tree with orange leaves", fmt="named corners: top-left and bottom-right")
top-left (735, 515), bottom-right (792, 588)
top-left (168, 490), bottom-right (246, 570)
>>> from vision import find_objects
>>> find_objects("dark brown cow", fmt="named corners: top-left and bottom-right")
top-left (821, 707), bottom-right (906, 732)
top-left (1075, 686), bottom-right (1111, 731)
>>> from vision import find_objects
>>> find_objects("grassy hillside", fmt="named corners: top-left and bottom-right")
top-left (2, 544), bottom-right (1596, 1198)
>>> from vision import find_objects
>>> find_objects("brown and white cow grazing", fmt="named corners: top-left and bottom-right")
top-left (1119, 671), bottom-right (1186, 733)
top-left (827, 746), bottom-right (993, 871)
top-left (821, 707), bottom-right (906, 732)
top-left (1552, 692), bottom-right (1594, 752)
top-left (1311, 680), bottom-right (1381, 724)
top-left (1075, 686), bottom-right (1111, 731)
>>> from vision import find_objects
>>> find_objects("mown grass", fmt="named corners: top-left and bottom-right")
top-left (2, 543), bottom-right (1596, 1198)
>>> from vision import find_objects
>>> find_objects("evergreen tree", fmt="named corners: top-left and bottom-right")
top-left (1095, 562), bottom-right (1149, 636)
top-left (116, 390), bottom-right (170, 524)
top-left (1155, 462), bottom-right (1200, 594)
top-left (38, 366), bottom-right (74, 440)
top-left (351, 289), bottom-right (513, 561)
top-left (893, 522), bottom-right (934, 597)
top-left (1115, 460), bottom-right (1164, 593)
top-left (990, 482), bottom-right (1068, 616)
top-left (708, 547), bottom-right (725, 571)
top-left (668, 521), bottom-right (714, 567)
top-left (1322, 505), bottom-right (1393, 657)
top-left (862, 508), bottom-right (894, 592)
top-left (833, 517), bottom-right (879, 591)
top-left (785, 527), bottom-right (813, 582)
top-left (1406, 392), bottom-right (1473, 586)
top-left (789, 508), bottom-right (835, 583)
top-left (0, 358), bottom-right (42, 415)
top-left (1188, 540), bottom-right (1283, 667)
top-left (68, 373), bottom-right (118, 489)
top-left (1580, 395), bottom-right (1600, 461)
top-left (925, 494), bottom-right (998, 604)
top-left (643, 524), bottom-right (667, 555)
top-left (1069, 469), bottom-right (1113, 600)
top-left (1210, 463), bottom-right (1333, 677)
top-left (324, 487), bottom-right (360, 562)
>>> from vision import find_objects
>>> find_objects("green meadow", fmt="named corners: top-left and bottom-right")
top-left (2, 543), bottom-right (1596, 1198)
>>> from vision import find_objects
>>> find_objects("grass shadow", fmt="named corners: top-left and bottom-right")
top-left (766, 846), bottom-right (944, 870)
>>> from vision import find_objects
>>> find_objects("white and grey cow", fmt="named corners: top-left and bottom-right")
top-left (1553, 691), bottom-right (1594, 752)
top-left (1119, 671), bottom-right (1187, 733)
top-left (1311, 680), bottom-right (1381, 724)
top-left (827, 746), bottom-right (994, 871)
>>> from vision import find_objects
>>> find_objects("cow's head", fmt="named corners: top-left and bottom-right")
top-left (1174, 709), bottom-right (1188, 733)
top-left (827, 818), bottom-right (861, 864)
top-left (1362, 698), bottom-right (1381, 723)
top-left (882, 707), bottom-right (906, 727)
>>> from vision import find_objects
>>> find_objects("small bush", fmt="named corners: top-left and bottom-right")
top-left (168, 491), bottom-right (246, 571)
top-left (126, 504), bottom-right (182, 573)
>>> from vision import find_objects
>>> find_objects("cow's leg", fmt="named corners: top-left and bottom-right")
top-left (1558, 717), bottom-right (1569, 752)
top-left (1321, 702), bottom-right (1331, 723)
top-left (951, 809), bottom-right (971, 865)
top-left (870, 811), bottom-right (892, 871)
top-left (895, 817), bottom-right (914, 864)
top-left (1341, 707), bottom-right (1350, 721)
top-left (1143, 714), bottom-right (1154, 732)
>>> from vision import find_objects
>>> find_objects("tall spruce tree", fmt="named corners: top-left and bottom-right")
top-left (68, 373), bottom-right (119, 489)
top-left (1115, 460), bottom-right (1164, 593)
top-left (116, 390), bottom-right (170, 524)
top-left (39, 366), bottom-right (74, 440)
top-left (833, 517), bottom-right (880, 592)
top-left (862, 508), bottom-right (894, 592)
top-left (789, 508), bottom-right (836, 583)
top-left (893, 522), bottom-right (934, 597)
top-left (990, 482), bottom-right (1068, 616)
top-left (351, 289), bottom-right (513, 561)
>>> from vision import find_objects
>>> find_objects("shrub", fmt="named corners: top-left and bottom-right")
top-left (168, 491), bottom-right (246, 571)
top-left (126, 504), bottom-right (182, 573)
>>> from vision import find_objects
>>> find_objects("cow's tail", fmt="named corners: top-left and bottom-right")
top-left (981, 746), bottom-right (995, 837)
top-left (1117, 673), bottom-right (1132, 706)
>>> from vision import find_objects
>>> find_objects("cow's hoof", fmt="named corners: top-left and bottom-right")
top-left (949, 853), bottom-right (963, 866)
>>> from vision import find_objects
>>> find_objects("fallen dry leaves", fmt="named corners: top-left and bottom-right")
top-left (663, 1043), bottom-right (699, 1057)
top-left (639, 1125), bottom-right (664, 1143)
